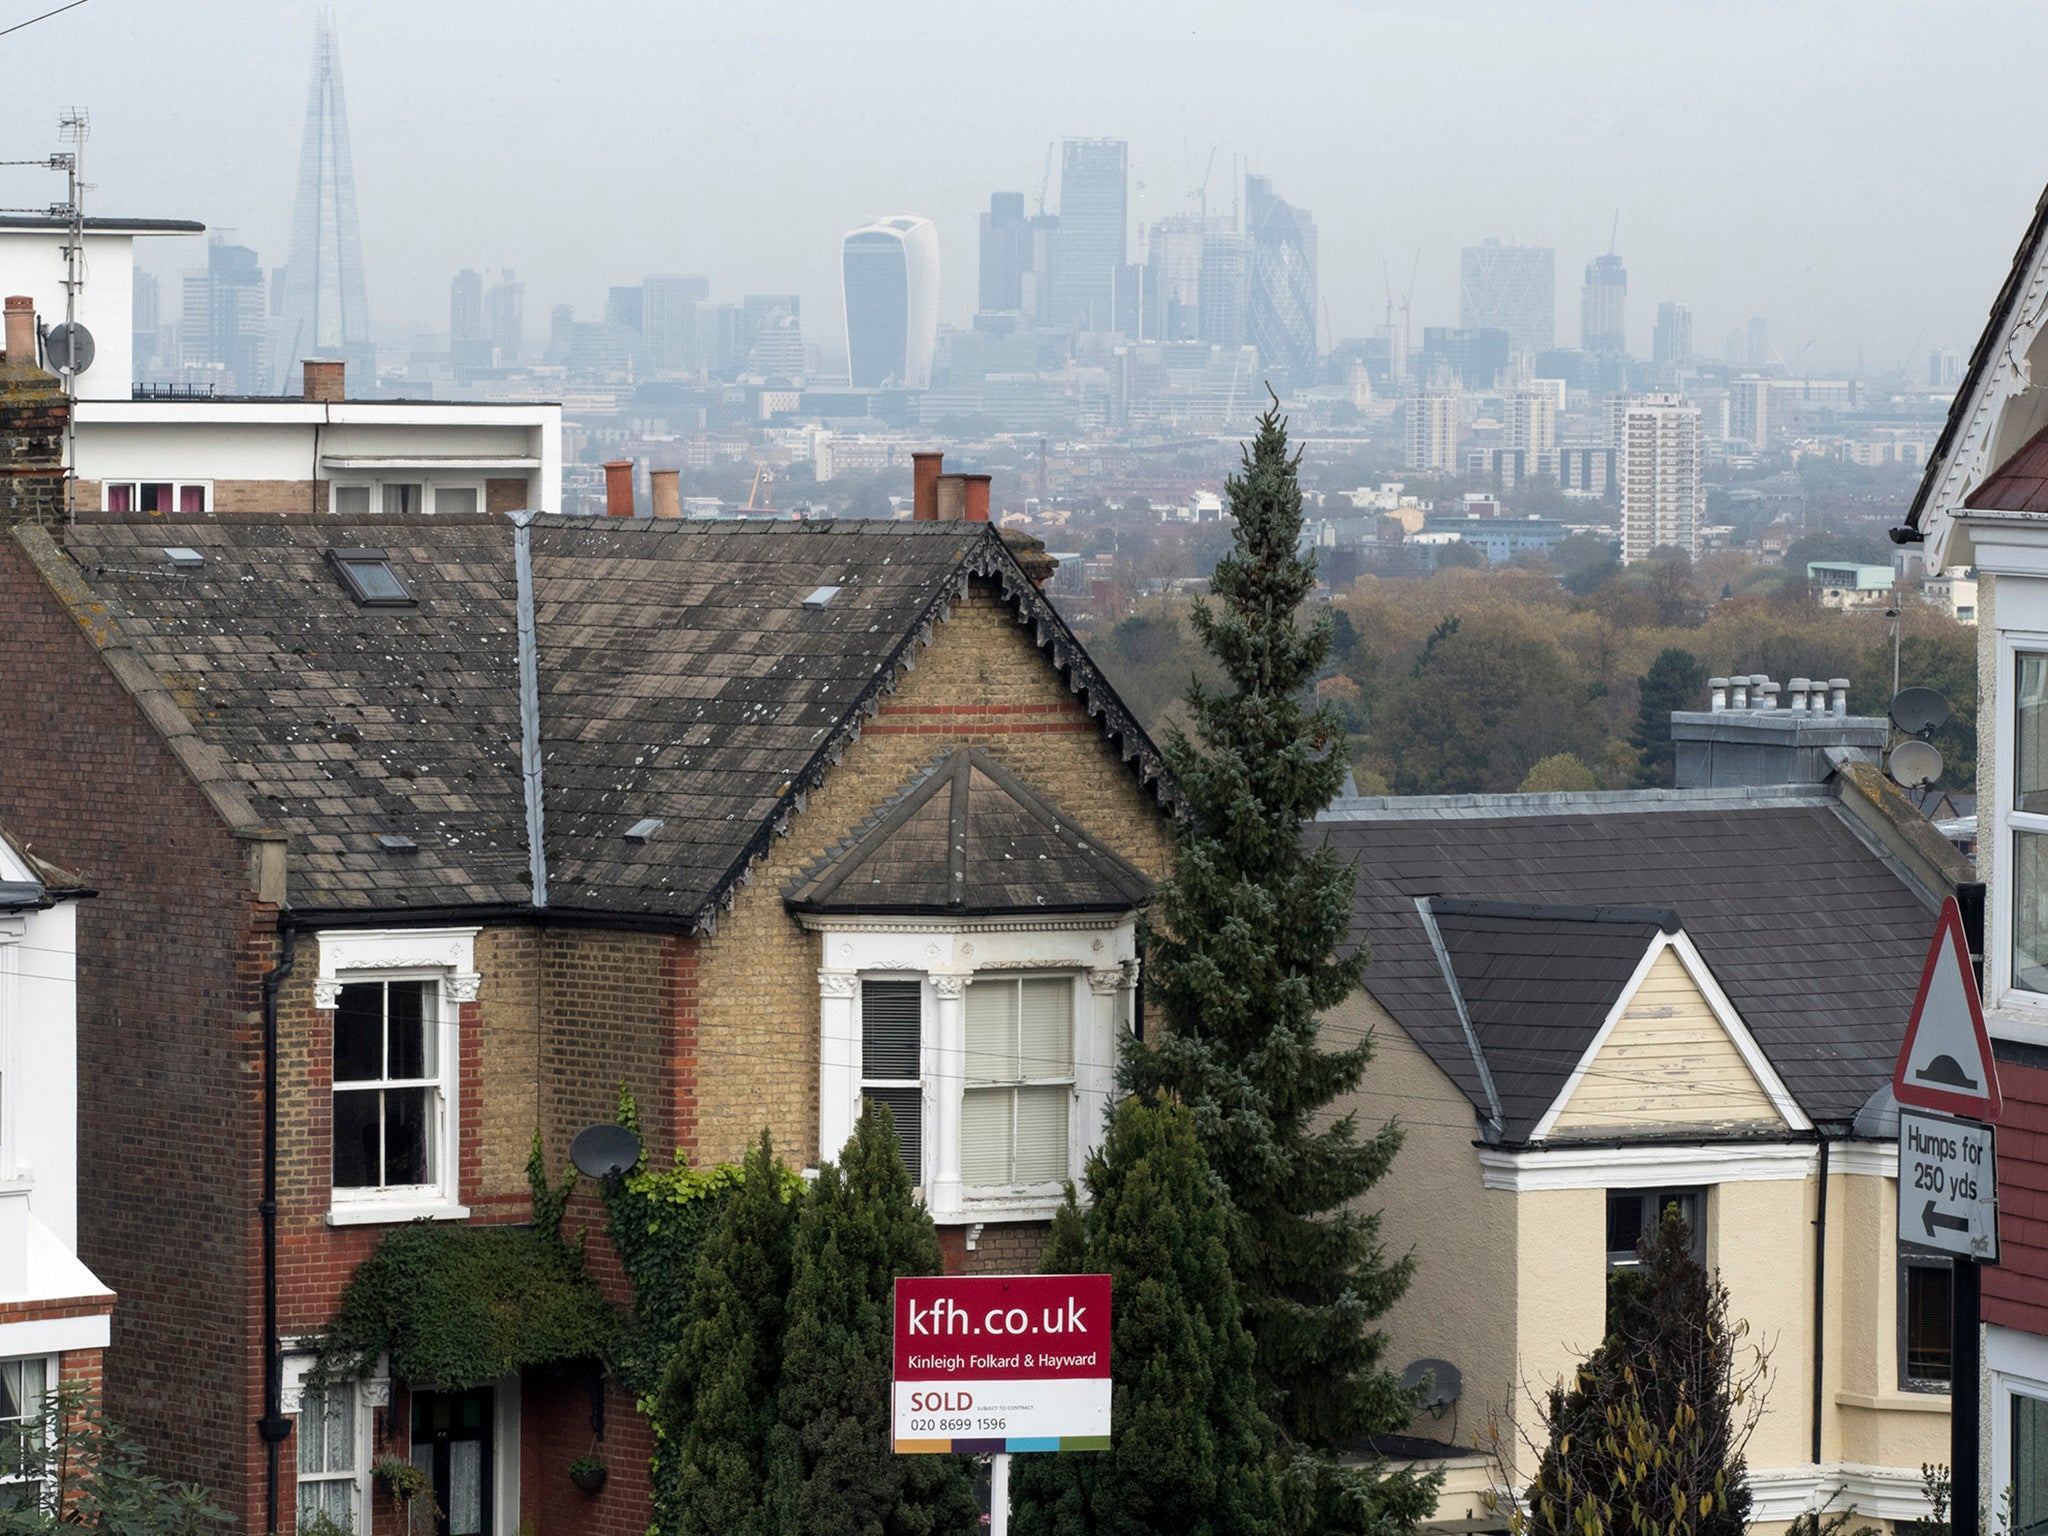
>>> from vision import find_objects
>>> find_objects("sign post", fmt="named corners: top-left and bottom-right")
top-left (1893, 893), bottom-right (1999, 1536)
top-left (893, 1274), bottom-right (1112, 1536)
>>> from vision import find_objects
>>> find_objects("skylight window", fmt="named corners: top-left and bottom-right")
top-left (163, 547), bottom-right (204, 569)
top-left (327, 547), bottom-right (415, 607)
top-left (802, 585), bottom-right (842, 609)
top-left (373, 833), bottom-right (418, 853)
top-left (624, 817), bottom-right (665, 843)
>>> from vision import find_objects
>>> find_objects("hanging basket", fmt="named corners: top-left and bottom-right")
top-left (568, 1458), bottom-right (608, 1495)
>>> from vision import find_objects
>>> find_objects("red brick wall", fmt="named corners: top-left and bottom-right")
top-left (937, 1222), bottom-right (1051, 1277)
top-left (521, 1371), bottom-right (654, 1536)
top-left (1989, 1047), bottom-right (2048, 1334)
top-left (0, 535), bottom-right (263, 1511)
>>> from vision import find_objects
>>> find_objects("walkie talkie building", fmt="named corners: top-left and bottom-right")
top-left (842, 215), bottom-right (939, 391)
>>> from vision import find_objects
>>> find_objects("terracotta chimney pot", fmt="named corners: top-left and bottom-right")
top-left (302, 358), bottom-right (345, 402)
top-left (3, 297), bottom-right (35, 366)
top-left (962, 474), bottom-right (992, 523)
top-left (912, 451), bottom-right (943, 521)
top-left (651, 468), bottom-right (681, 520)
top-left (604, 461), bottom-right (636, 519)
top-left (935, 474), bottom-right (967, 522)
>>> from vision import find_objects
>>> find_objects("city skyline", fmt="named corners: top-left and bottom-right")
top-left (15, 1), bottom-right (2047, 375)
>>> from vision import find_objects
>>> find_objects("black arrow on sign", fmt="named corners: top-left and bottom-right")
top-left (1923, 1200), bottom-right (1970, 1239)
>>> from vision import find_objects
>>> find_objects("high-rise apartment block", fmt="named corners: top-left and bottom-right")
top-left (1047, 139), bottom-right (1127, 332)
top-left (271, 9), bottom-right (372, 394)
top-left (842, 215), bottom-right (939, 389)
top-left (1581, 252), bottom-right (1627, 357)
top-left (1405, 387), bottom-right (1462, 473)
top-left (1459, 240), bottom-right (1555, 357)
top-left (1503, 389), bottom-right (1558, 454)
top-left (1619, 394), bottom-right (1705, 564)
top-left (1245, 173), bottom-right (1317, 382)
top-left (1652, 302), bottom-right (1693, 367)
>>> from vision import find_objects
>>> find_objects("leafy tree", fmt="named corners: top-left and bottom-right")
top-left (1552, 535), bottom-right (1620, 597)
top-left (1500, 1208), bottom-right (1763, 1536)
top-left (1630, 649), bottom-right (1707, 787)
top-left (1012, 1096), bottom-right (1281, 1536)
top-left (1519, 754), bottom-right (1598, 793)
top-left (0, 1384), bottom-right (230, 1536)
top-left (1432, 539), bottom-right (1485, 569)
top-left (765, 1103), bottom-right (979, 1536)
top-left (663, 1133), bottom-right (800, 1536)
top-left (1124, 399), bottom-right (1437, 1532)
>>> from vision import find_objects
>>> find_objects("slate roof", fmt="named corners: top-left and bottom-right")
top-left (1315, 798), bottom-right (1940, 1142)
top-left (784, 746), bottom-right (1154, 918)
top-left (31, 516), bottom-right (1170, 927)
top-left (1967, 417), bottom-right (2048, 513)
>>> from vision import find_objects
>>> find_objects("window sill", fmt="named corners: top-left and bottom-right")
top-left (1985, 1002), bottom-right (2048, 1047)
top-left (936, 1192), bottom-right (1071, 1225)
top-left (1833, 1388), bottom-right (1950, 1414)
top-left (326, 1198), bottom-right (470, 1227)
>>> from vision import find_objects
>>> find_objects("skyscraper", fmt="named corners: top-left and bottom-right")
top-left (1144, 215), bottom-right (1211, 344)
top-left (486, 270), bottom-right (524, 366)
top-left (183, 239), bottom-right (268, 393)
top-left (132, 269), bottom-right (162, 378)
top-left (1046, 139), bottom-right (1127, 332)
top-left (1460, 240), bottom-right (1555, 357)
top-left (1582, 253), bottom-right (1627, 357)
top-left (1245, 174), bottom-right (1317, 383)
top-left (979, 192), bottom-right (1031, 315)
top-left (743, 295), bottom-right (803, 379)
top-left (1198, 231), bottom-right (1250, 349)
top-left (642, 274), bottom-right (709, 372)
top-left (1619, 395), bottom-right (1705, 564)
top-left (450, 268), bottom-right (489, 376)
top-left (1746, 316), bottom-right (1771, 367)
top-left (270, 8), bottom-right (373, 395)
top-left (842, 215), bottom-right (939, 389)
top-left (1652, 302), bottom-right (1693, 367)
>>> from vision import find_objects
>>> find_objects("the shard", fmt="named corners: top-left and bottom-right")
top-left (270, 8), bottom-right (372, 395)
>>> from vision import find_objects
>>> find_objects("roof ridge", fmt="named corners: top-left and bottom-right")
top-left (1317, 785), bottom-right (1834, 821)
top-left (1430, 896), bottom-right (1681, 932)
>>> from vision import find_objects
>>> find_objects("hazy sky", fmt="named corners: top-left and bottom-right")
top-left (6, 0), bottom-right (2046, 374)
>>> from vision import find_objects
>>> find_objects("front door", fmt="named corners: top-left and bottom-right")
top-left (410, 1388), bottom-right (494, 1536)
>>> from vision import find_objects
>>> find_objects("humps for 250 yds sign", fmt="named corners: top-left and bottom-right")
top-left (892, 1274), bottom-right (1111, 1453)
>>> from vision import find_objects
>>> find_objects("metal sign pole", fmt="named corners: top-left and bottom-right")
top-left (990, 1451), bottom-right (1009, 1536)
top-left (1954, 1256), bottom-right (1981, 1536)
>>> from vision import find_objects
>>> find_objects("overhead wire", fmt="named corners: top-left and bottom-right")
top-left (0, 0), bottom-right (91, 42)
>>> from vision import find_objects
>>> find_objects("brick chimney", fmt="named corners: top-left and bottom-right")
top-left (962, 474), bottom-right (991, 523)
top-left (912, 451), bottom-right (943, 520)
top-left (604, 461), bottom-right (636, 519)
top-left (1673, 669), bottom-right (1885, 787)
top-left (934, 474), bottom-right (967, 521)
top-left (302, 359), bottom-right (345, 402)
top-left (3, 298), bottom-right (34, 366)
top-left (651, 468), bottom-right (681, 520)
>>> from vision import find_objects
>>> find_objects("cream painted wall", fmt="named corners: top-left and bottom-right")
top-left (1509, 1186), bottom-right (1609, 1473)
top-left (1828, 1169), bottom-right (1951, 1468)
top-left (1709, 1177), bottom-right (1814, 1470)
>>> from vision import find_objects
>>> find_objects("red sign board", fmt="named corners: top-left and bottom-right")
top-left (892, 1273), bottom-right (1111, 1453)
top-left (1894, 896), bottom-right (2001, 1120)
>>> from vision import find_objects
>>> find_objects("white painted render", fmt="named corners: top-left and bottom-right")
top-left (0, 228), bottom-right (200, 400)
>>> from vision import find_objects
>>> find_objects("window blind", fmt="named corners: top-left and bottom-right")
top-left (862, 980), bottom-right (923, 1180)
top-left (962, 977), bottom-right (1073, 1188)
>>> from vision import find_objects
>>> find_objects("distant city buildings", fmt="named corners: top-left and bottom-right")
top-left (1652, 301), bottom-right (1693, 367)
top-left (1619, 393), bottom-right (1705, 563)
top-left (642, 274), bottom-right (709, 372)
top-left (1197, 230), bottom-right (1250, 349)
top-left (270, 8), bottom-right (372, 395)
top-left (1404, 386), bottom-right (1461, 472)
top-left (1046, 139), bottom-right (1128, 332)
top-left (1581, 252), bottom-right (1627, 357)
top-left (979, 192), bottom-right (1032, 315)
top-left (183, 237), bottom-right (268, 393)
top-left (450, 268), bottom-right (490, 376)
top-left (1459, 240), bottom-right (1555, 358)
top-left (842, 215), bottom-right (939, 389)
top-left (1245, 173), bottom-right (1317, 384)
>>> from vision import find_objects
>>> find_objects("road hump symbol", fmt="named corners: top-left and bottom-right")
top-left (1893, 896), bottom-right (2001, 1119)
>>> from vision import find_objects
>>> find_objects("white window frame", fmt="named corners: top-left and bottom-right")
top-left (0, 1354), bottom-right (54, 1507)
top-left (1992, 629), bottom-right (2048, 1027)
top-left (1992, 1323), bottom-right (2048, 1531)
top-left (809, 916), bottom-right (1136, 1224)
top-left (326, 480), bottom-right (486, 517)
top-left (283, 1350), bottom-right (388, 1536)
top-left (429, 481), bottom-right (486, 517)
top-left (99, 479), bottom-right (212, 515)
top-left (961, 973), bottom-right (1081, 1199)
top-left (313, 928), bottom-right (479, 1226)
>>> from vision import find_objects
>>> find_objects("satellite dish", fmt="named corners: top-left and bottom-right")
top-left (41, 321), bottom-right (92, 376)
top-left (569, 1122), bottom-right (642, 1180)
top-left (1889, 739), bottom-right (1944, 791)
top-left (1890, 686), bottom-right (1950, 736)
top-left (1399, 1357), bottom-right (1463, 1418)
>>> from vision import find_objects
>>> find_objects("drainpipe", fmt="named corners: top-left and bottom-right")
top-left (1810, 1134), bottom-right (1830, 1466)
top-left (257, 926), bottom-right (300, 1533)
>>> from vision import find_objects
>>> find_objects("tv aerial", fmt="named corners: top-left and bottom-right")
top-left (569, 1122), bottom-right (642, 1180)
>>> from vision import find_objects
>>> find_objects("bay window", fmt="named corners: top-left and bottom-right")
top-left (2018, 654), bottom-right (2048, 995)
top-left (963, 977), bottom-right (1073, 1191)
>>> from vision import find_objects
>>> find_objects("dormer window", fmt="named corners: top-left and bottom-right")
top-left (327, 548), bottom-right (414, 608)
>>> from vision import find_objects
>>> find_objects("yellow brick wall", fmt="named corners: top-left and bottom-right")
top-left (688, 578), bottom-right (1176, 1166)
top-left (537, 926), bottom-right (669, 1170)
top-left (473, 924), bottom-right (540, 1197)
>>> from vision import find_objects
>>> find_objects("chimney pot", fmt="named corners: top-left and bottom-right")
top-left (651, 468), bottom-right (681, 520)
top-left (912, 451), bottom-right (944, 521)
top-left (962, 473), bottom-right (992, 523)
top-left (1729, 677), bottom-right (1750, 709)
top-left (1708, 677), bottom-right (1729, 713)
top-left (302, 358), bottom-right (345, 402)
top-left (2, 296), bottom-right (33, 367)
top-left (1757, 681), bottom-right (1780, 710)
top-left (935, 474), bottom-right (967, 522)
top-left (603, 460), bottom-right (636, 519)
top-left (1788, 677), bottom-right (1810, 711)
top-left (1829, 677), bottom-right (1850, 717)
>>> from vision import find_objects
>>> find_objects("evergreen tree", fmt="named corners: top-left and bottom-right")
top-left (1011, 1095), bottom-right (1280, 1536)
top-left (1520, 1208), bottom-right (1760, 1536)
top-left (1124, 397), bottom-right (1435, 1531)
top-left (662, 1132), bottom-right (799, 1536)
top-left (765, 1102), bottom-right (979, 1536)
top-left (1629, 648), bottom-right (1707, 787)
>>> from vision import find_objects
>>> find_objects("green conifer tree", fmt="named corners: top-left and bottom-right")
top-left (765, 1101), bottom-right (980, 1536)
top-left (662, 1132), bottom-right (799, 1536)
top-left (1630, 648), bottom-right (1707, 787)
top-left (1123, 397), bottom-right (1435, 1531)
top-left (1011, 1094), bottom-right (1280, 1536)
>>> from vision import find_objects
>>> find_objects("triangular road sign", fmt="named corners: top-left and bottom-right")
top-left (1894, 896), bottom-right (2001, 1119)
